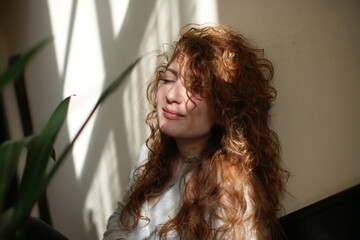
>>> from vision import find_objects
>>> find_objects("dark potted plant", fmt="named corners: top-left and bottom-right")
top-left (0, 38), bottom-right (140, 239)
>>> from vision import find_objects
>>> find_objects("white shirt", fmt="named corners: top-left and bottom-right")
top-left (104, 144), bottom-right (185, 240)
top-left (103, 144), bottom-right (257, 240)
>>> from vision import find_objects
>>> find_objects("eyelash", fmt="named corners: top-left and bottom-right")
top-left (161, 79), bottom-right (175, 83)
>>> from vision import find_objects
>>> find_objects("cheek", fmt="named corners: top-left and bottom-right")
top-left (185, 102), bottom-right (194, 111)
top-left (156, 87), bottom-right (164, 105)
top-left (157, 83), bottom-right (169, 98)
top-left (185, 96), bottom-right (200, 111)
top-left (156, 87), bottom-right (161, 101)
top-left (200, 103), bottom-right (214, 126)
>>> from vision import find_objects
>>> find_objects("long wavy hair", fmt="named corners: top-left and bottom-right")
top-left (120, 24), bottom-right (288, 239)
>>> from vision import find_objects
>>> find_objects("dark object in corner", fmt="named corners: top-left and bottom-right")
top-left (279, 184), bottom-right (360, 240)
top-left (25, 217), bottom-right (69, 240)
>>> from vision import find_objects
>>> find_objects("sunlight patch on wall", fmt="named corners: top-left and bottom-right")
top-left (109, 0), bottom-right (130, 38)
top-left (62, 0), bottom-right (105, 178)
top-left (139, 0), bottom-right (180, 54)
top-left (83, 130), bottom-right (121, 240)
top-left (195, 0), bottom-right (219, 23)
top-left (139, 0), bottom-right (219, 57)
top-left (46, 0), bottom-right (73, 75)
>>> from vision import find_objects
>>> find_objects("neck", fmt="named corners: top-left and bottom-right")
top-left (175, 136), bottom-right (208, 160)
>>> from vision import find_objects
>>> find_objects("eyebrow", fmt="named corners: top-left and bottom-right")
top-left (165, 67), bottom-right (178, 77)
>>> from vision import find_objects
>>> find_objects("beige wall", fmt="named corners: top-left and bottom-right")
top-left (1, 0), bottom-right (359, 239)
top-left (219, 0), bottom-right (360, 213)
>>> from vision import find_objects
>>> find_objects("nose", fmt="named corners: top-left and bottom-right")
top-left (166, 81), bottom-right (186, 104)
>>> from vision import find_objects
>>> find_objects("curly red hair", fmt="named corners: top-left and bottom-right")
top-left (120, 24), bottom-right (288, 239)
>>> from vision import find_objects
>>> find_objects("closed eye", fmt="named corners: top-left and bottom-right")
top-left (160, 78), bottom-right (176, 83)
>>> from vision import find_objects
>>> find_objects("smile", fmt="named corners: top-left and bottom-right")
top-left (162, 108), bottom-right (185, 120)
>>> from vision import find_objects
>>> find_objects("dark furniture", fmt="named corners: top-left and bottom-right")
top-left (25, 217), bottom-right (69, 240)
top-left (279, 184), bottom-right (360, 240)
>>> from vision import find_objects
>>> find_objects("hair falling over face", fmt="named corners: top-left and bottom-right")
top-left (120, 24), bottom-right (289, 239)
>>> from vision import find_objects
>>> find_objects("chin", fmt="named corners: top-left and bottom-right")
top-left (160, 129), bottom-right (177, 138)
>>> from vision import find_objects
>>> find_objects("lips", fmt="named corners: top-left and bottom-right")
top-left (162, 108), bottom-right (185, 119)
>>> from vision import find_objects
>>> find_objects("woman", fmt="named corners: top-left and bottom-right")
top-left (104, 24), bottom-right (288, 240)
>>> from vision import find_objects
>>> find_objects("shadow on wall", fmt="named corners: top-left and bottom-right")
top-left (40, 0), bottom-right (158, 238)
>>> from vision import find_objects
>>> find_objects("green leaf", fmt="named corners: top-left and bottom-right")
top-left (0, 207), bottom-right (14, 236)
top-left (0, 137), bottom-right (31, 213)
top-left (0, 37), bottom-right (52, 91)
top-left (98, 58), bottom-right (141, 103)
top-left (10, 95), bottom-right (72, 229)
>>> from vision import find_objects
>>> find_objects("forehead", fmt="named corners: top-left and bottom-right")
top-left (165, 60), bottom-right (179, 76)
top-left (165, 56), bottom-right (189, 80)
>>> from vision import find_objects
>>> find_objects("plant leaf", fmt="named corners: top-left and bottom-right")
top-left (10, 95), bottom-right (72, 229)
top-left (0, 207), bottom-right (14, 237)
top-left (98, 58), bottom-right (141, 103)
top-left (0, 137), bottom-right (31, 213)
top-left (0, 37), bottom-right (52, 91)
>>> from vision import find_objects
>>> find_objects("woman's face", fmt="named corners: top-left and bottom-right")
top-left (156, 59), bottom-right (214, 143)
